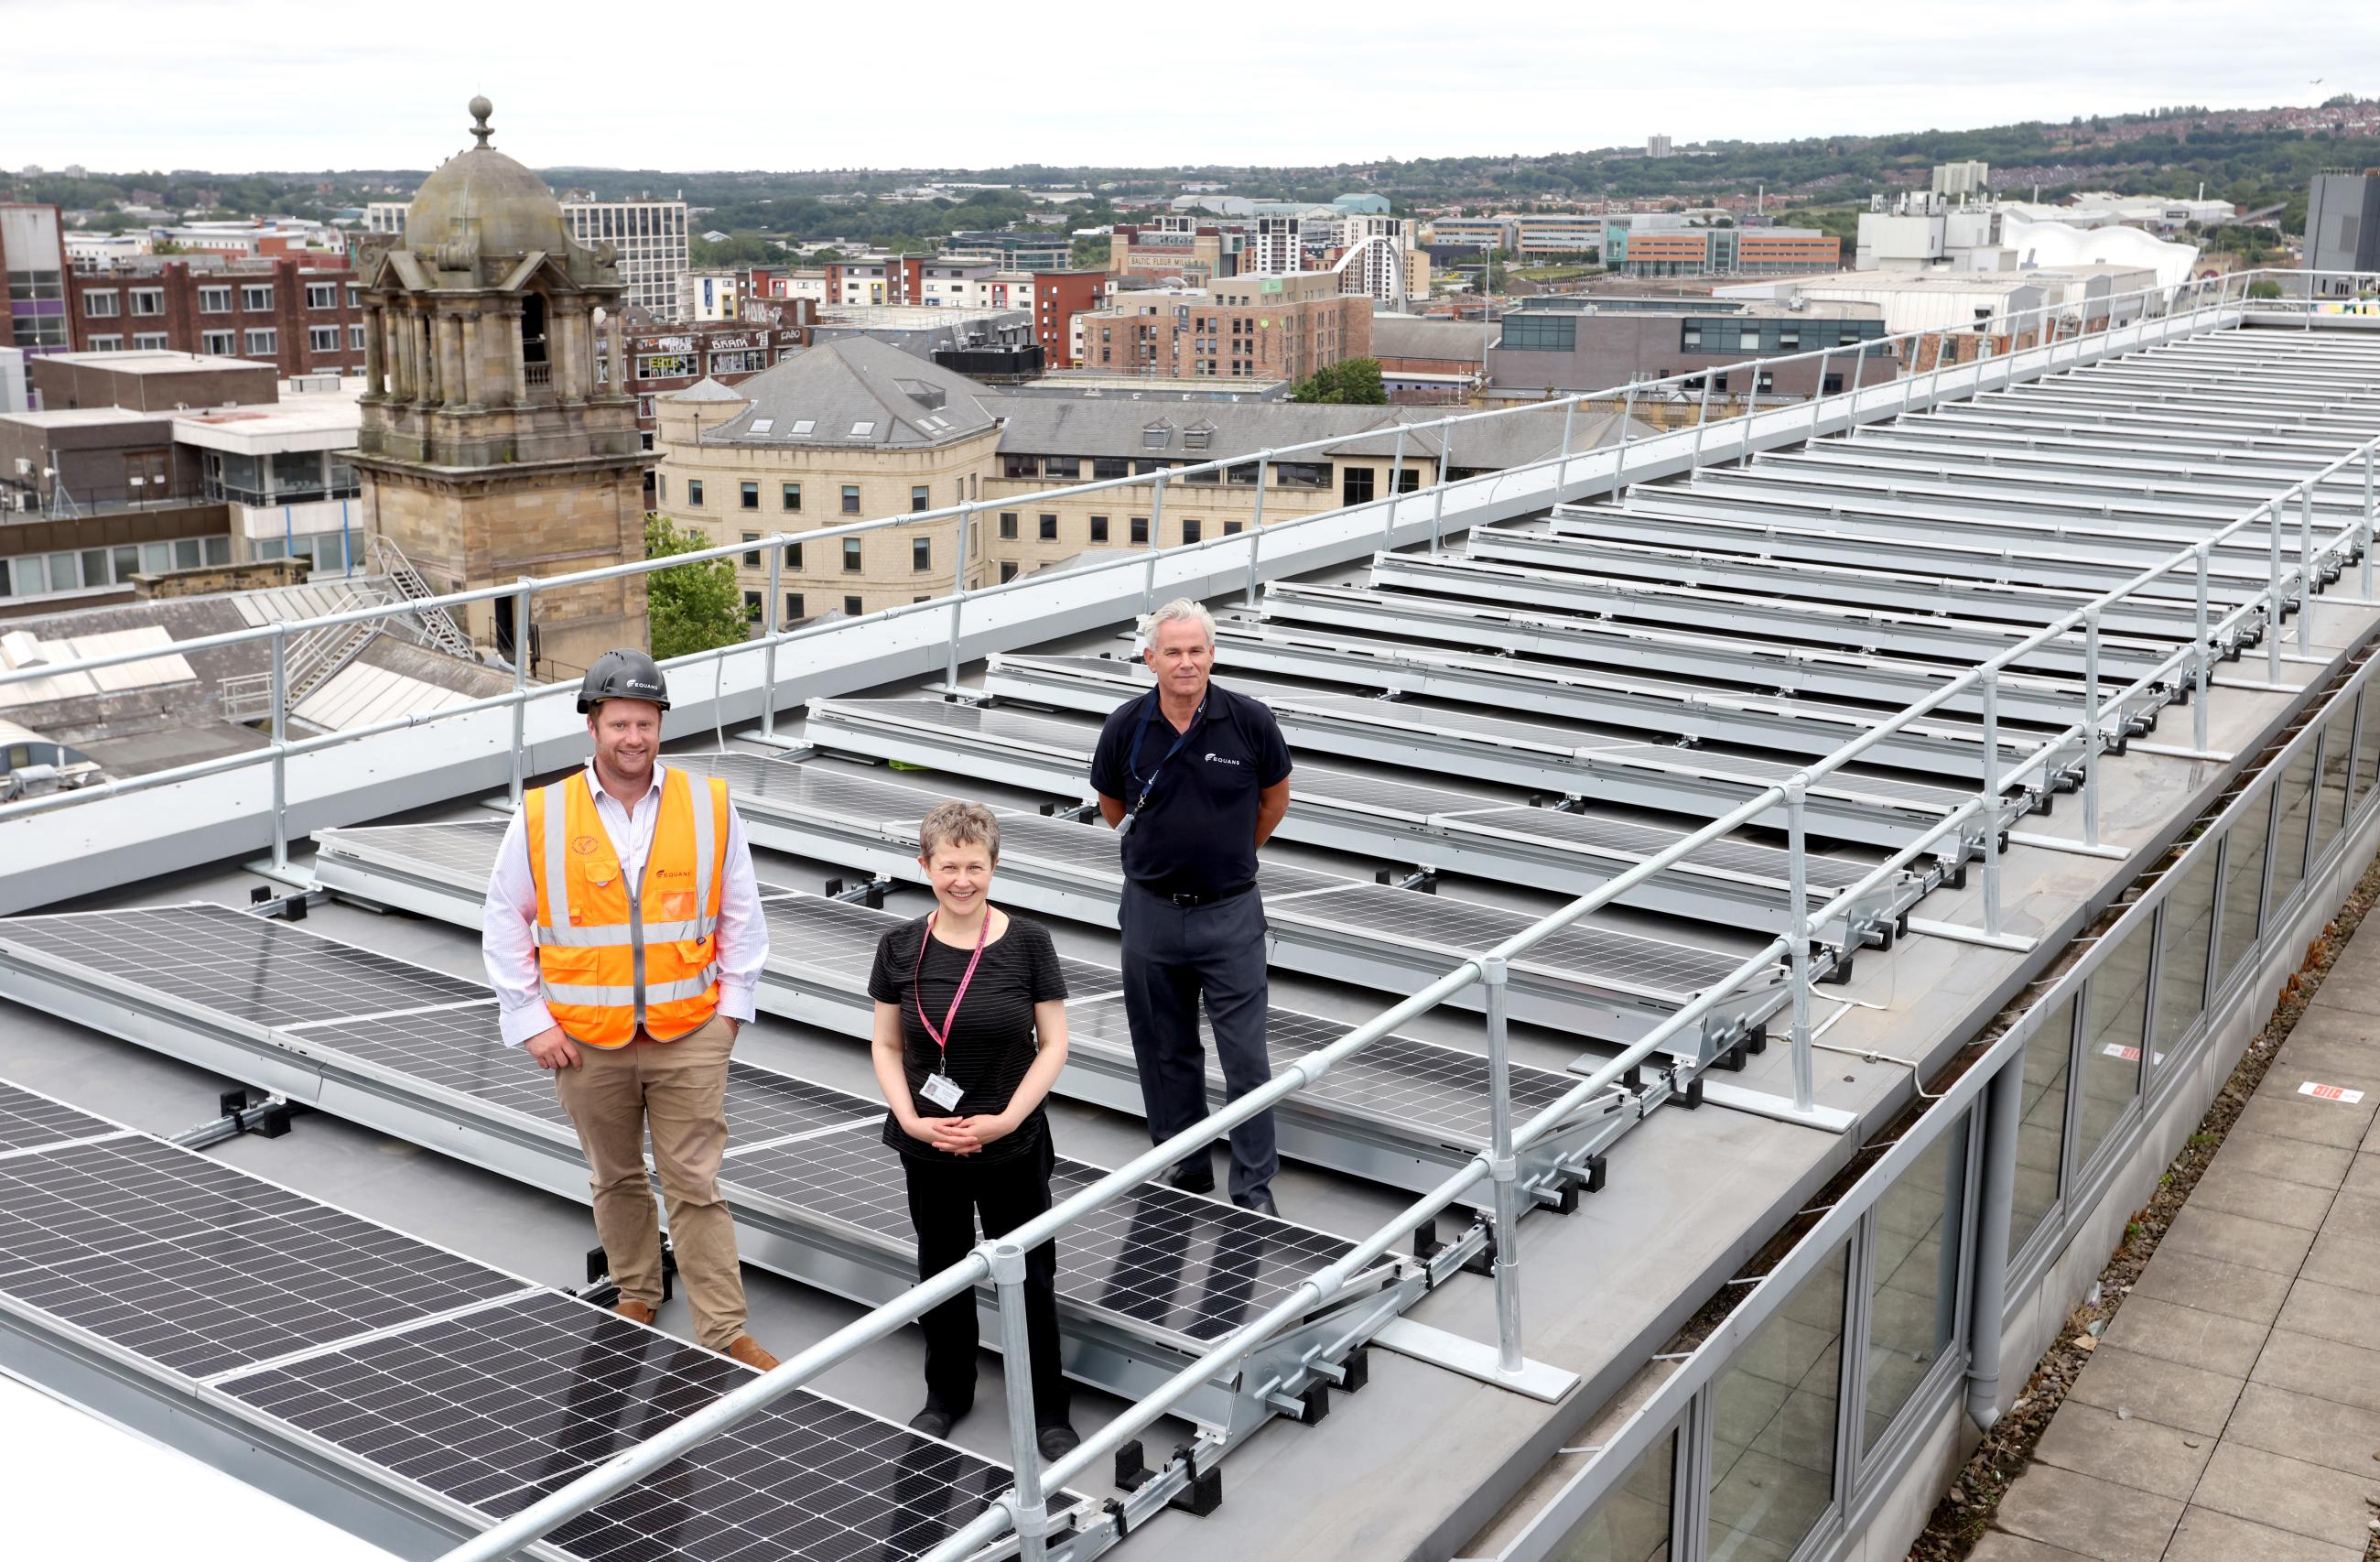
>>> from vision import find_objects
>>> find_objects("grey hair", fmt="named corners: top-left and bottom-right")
top-left (1141, 597), bottom-right (1217, 647)
top-left (917, 800), bottom-right (1001, 862)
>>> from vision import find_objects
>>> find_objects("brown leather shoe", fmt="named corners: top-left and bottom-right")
top-left (724, 1334), bottom-right (779, 1372)
top-left (613, 1299), bottom-right (658, 1326)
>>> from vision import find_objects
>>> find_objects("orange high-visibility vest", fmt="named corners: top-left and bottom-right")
top-left (524, 766), bottom-right (732, 1048)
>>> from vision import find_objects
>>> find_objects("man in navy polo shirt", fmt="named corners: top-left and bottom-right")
top-left (1091, 598), bottom-right (1293, 1214)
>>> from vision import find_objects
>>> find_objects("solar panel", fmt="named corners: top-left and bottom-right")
top-left (219, 1291), bottom-right (1030, 1562)
top-left (823, 699), bottom-right (1099, 754)
top-left (1065, 996), bottom-right (1576, 1148)
top-left (1459, 806), bottom-right (1875, 892)
top-left (980, 813), bottom-right (1125, 872)
top-left (1276, 884), bottom-right (1754, 997)
top-left (0, 905), bottom-right (486, 1030)
top-left (1292, 763), bottom-right (1509, 819)
top-left (0, 1080), bottom-right (119, 1155)
top-left (323, 819), bottom-right (511, 882)
top-left (670, 753), bottom-right (972, 823)
top-left (0, 1136), bottom-right (521, 1377)
top-left (759, 895), bottom-right (1124, 1005)
top-left (727, 1125), bottom-right (1360, 1346)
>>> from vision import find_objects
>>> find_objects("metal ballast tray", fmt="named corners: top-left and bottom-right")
top-left (1252, 582), bottom-right (2155, 732)
top-left (309, 814), bottom-right (1634, 1210)
top-left (1358, 552), bottom-right (2234, 678)
top-left (0, 1077), bottom-right (1090, 1562)
top-left (0, 905), bottom-right (1411, 1437)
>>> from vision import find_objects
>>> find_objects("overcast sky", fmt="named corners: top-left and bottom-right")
top-left (7, 0), bottom-right (2377, 174)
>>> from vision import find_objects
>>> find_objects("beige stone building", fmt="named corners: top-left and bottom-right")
top-left (350, 98), bottom-right (649, 675)
top-left (653, 339), bottom-right (1630, 620)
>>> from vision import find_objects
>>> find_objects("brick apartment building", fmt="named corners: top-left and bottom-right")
top-left (611, 302), bottom-right (814, 449)
top-left (66, 254), bottom-right (367, 378)
top-left (1077, 271), bottom-right (1371, 383)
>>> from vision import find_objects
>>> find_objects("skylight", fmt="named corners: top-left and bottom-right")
top-left (791, 420), bottom-right (816, 435)
top-left (749, 418), bottom-right (774, 434)
top-left (851, 421), bottom-right (876, 437)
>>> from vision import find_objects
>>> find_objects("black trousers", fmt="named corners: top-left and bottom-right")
top-left (1118, 882), bottom-right (1277, 1200)
top-left (902, 1132), bottom-right (1070, 1427)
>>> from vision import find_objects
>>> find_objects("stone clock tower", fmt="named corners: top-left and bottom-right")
top-left (352, 98), bottom-right (648, 675)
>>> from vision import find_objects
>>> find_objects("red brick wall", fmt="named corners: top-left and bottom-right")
top-left (67, 255), bottom-right (362, 376)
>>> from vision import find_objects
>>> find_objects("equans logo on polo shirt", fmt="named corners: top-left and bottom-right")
top-left (1202, 752), bottom-right (1242, 767)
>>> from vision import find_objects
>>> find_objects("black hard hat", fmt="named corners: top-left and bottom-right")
top-left (578, 648), bottom-right (671, 713)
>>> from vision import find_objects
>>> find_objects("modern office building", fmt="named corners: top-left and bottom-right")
top-left (2305, 168), bottom-right (2380, 296)
top-left (1485, 298), bottom-right (1890, 402)
top-left (1512, 214), bottom-right (1604, 257)
top-left (368, 196), bottom-right (692, 319)
top-left (1, 204), bottom-right (71, 359)
top-left (1602, 217), bottom-right (1840, 277)
top-left (1429, 215), bottom-right (1518, 252)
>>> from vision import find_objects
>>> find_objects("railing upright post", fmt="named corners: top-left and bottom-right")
top-left (1690, 376), bottom-right (1715, 466)
top-left (1812, 348), bottom-right (1832, 441)
top-left (2082, 606), bottom-right (2102, 850)
top-left (1385, 426), bottom-right (1406, 545)
top-left (2299, 483), bottom-right (2316, 656)
top-left (2267, 502), bottom-right (2284, 684)
top-left (2193, 542), bottom-right (2212, 755)
top-left (989, 1242), bottom-right (1050, 1562)
top-left (1480, 953), bottom-right (1525, 1377)
top-left (1556, 397), bottom-right (1576, 492)
top-left (1980, 668), bottom-right (2002, 940)
top-left (2362, 445), bottom-right (2375, 602)
top-left (1245, 454), bottom-right (1270, 608)
top-left (1431, 419), bottom-right (1455, 554)
top-left (758, 551), bottom-right (781, 738)
top-left (1846, 339), bottom-right (1867, 438)
top-left (508, 580), bottom-right (533, 806)
top-left (268, 624), bottom-right (290, 873)
top-left (947, 504), bottom-right (973, 690)
top-left (1143, 473), bottom-right (1167, 613)
top-left (1786, 778), bottom-right (1814, 1115)
top-left (1737, 360), bottom-right (1762, 467)
top-left (1614, 382), bottom-right (1638, 497)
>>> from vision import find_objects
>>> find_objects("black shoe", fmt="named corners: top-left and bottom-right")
top-left (908, 1404), bottom-right (958, 1439)
top-left (1232, 1188), bottom-right (1277, 1217)
top-left (1166, 1166), bottom-right (1217, 1197)
top-left (1036, 1423), bottom-right (1081, 1463)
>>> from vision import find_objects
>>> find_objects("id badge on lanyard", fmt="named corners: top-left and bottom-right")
top-left (913, 910), bottom-right (987, 1111)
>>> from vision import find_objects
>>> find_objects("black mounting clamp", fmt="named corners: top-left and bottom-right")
top-left (170, 1088), bottom-right (296, 1150)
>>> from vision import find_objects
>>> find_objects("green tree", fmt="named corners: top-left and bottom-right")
top-left (2247, 279), bottom-right (2283, 299)
top-left (1291, 358), bottom-right (1387, 405)
top-left (643, 514), bottom-right (748, 660)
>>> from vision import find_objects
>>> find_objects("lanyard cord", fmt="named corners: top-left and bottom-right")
top-left (911, 908), bottom-right (990, 1064)
top-left (1127, 691), bottom-right (1206, 817)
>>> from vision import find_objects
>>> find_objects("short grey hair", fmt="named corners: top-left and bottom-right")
top-left (1141, 598), bottom-right (1216, 647)
top-left (917, 800), bottom-right (1001, 862)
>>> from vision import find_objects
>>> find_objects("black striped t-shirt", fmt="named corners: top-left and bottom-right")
top-left (869, 912), bottom-right (1067, 1164)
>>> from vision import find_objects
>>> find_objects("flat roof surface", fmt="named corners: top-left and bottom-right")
top-left (38, 349), bottom-right (270, 374)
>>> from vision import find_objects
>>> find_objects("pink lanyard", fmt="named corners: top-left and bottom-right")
top-left (911, 910), bottom-right (990, 1062)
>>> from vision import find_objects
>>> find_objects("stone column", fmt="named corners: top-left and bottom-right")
top-left (362, 302), bottom-right (385, 397)
top-left (607, 307), bottom-right (626, 400)
top-left (412, 302), bottom-right (438, 407)
top-left (556, 298), bottom-right (586, 402)
top-left (460, 307), bottom-right (483, 409)
top-left (438, 309), bottom-right (468, 409)
top-left (505, 300), bottom-right (531, 407)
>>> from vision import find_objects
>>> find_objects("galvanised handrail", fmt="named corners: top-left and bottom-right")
top-left (434, 270), bottom-right (2380, 1562)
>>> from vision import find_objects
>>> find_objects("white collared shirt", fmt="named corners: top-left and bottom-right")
top-left (481, 761), bottom-right (767, 1046)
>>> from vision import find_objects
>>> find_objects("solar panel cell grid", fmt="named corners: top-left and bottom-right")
top-left (0, 905), bottom-right (487, 1030)
top-left (828, 699), bottom-right (1098, 754)
top-left (727, 1127), bottom-right (1358, 1345)
top-left (0, 1137), bottom-right (520, 1377)
top-left (322, 820), bottom-right (508, 882)
top-left (0, 1081), bottom-right (116, 1153)
top-left (1461, 806), bottom-right (1874, 891)
top-left (219, 1290), bottom-right (1021, 1562)
top-left (672, 754), bottom-right (962, 824)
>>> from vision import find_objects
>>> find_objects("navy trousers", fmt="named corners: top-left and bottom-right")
top-left (1118, 882), bottom-right (1277, 1201)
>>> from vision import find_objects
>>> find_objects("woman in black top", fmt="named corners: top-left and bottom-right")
top-left (870, 799), bottom-right (1077, 1459)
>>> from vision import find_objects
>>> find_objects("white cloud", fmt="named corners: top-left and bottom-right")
top-left (5, 0), bottom-right (2376, 172)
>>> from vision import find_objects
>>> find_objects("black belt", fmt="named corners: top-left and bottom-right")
top-left (1149, 881), bottom-right (1256, 908)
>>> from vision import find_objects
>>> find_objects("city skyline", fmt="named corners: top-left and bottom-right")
top-left (9, 0), bottom-right (2378, 174)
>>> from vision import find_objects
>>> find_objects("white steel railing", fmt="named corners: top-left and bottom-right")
top-left (416, 267), bottom-right (2380, 1562)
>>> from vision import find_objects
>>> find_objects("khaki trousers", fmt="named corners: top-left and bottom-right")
top-left (553, 1012), bottom-right (747, 1349)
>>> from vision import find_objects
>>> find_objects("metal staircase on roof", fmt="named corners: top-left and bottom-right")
top-left (367, 536), bottom-right (475, 659)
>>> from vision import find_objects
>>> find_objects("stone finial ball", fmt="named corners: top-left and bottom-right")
top-left (470, 95), bottom-right (493, 123)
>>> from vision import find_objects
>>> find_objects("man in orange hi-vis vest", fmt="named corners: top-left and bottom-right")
top-left (481, 648), bottom-right (778, 1371)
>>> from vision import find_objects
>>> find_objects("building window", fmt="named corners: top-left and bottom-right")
top-left (348, 324), bottom-right (366, 350)
top-left (1044, 456), bottom-right (1081, 479)
top-left (781, 483), bottom-right (800, 512)
top-left (910, 485), bottom-right (929, 513)
top-left (843, 594), bottom-right (863, 616)
top-left (306, 283), bottom-right (339, 309)
top-left (134, 332), bottom-right (168, 351)
top-left (687, 479), bottom-right (704, 506)
top-left (82, 291), bottom-right (119, 319)
top-left (998, 512), bottom-right (1019, 539)
top-left (1037, 514), bottom-right (1057, 541)
top-left (742, 533), bottom-right (762, 568)
top-left (1002, 455), bottom-right (1038, 479)
top-left (784, 592), bottom-right (803, 622)
top-left (129, 288), bottom-right (164, 317)
top-left (308, 325), bottom-right (341, 353)
top-left (1499, 314), bottom-right (1575, 352)
top-left (784, 540), bottom-right (803, 569)
top-left (842, 538), bottom-right (862, 572)
top-left (741, 481), bottom-right (759, 510)
top-left (240, 285), bottom-right (273, 311)
top-left (743, 590), bottom-right (763, 623)
top-left (913, 537), bottom-right (932, 572)
top-left (1088, 515), bottom-right (1109, 543)
top-left (86, 334), bottom-right (122, 351)
top-left (841, 484), bottom-right (860, 515)
top-left (346, 285), bottom-right (362, 309)
top-left (1223, 520), bottom-right (1242, 534)
top-left (1343, 466), bottom-right (1376, 505)
top-left (999, 562), bottom-right (1018, 583)
top-left (243, 328), bottom-right (277, 355)
top-left (1130, 517), bottom-right (1149, 544)
top-left (1093, 457), bottom-right (1129, 480)
top-left (198, 287), bottom-right (232, 314)
top-left (1182, 519), bottom-right (1202, 544)
top-left (1822, 373), bottom-right (1844, 395)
